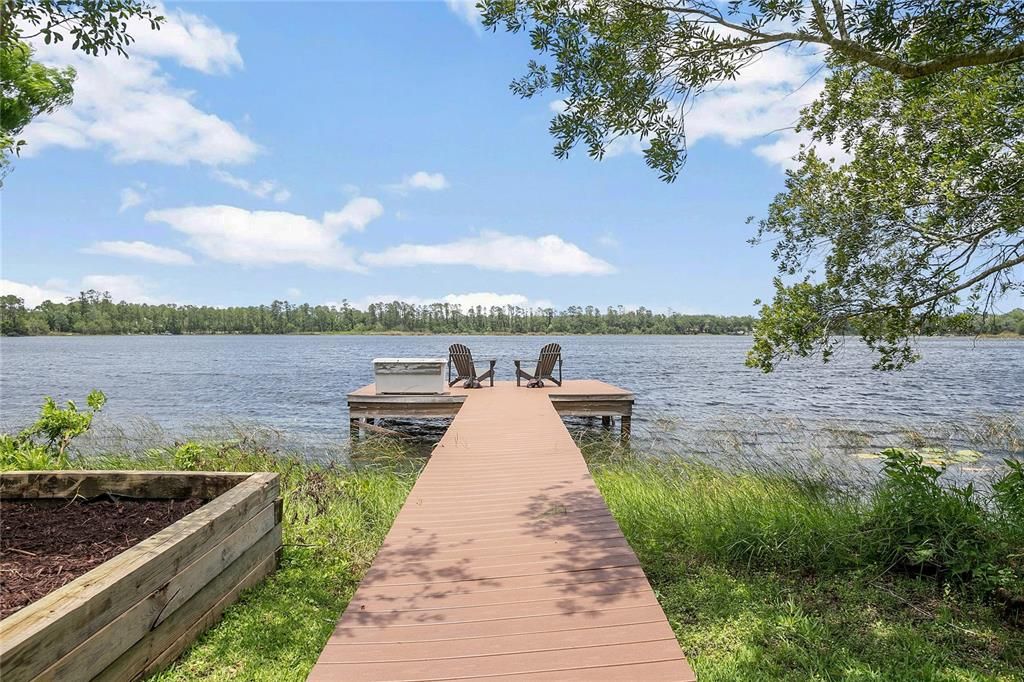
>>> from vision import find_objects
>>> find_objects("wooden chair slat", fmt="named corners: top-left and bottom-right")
top-left (448, 344), bottom-right (495, 387)
top-left (516, 343), bottom-right (562, 387)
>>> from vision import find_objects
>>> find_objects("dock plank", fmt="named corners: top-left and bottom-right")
top-left (311, 382), bottom-right (694, 681)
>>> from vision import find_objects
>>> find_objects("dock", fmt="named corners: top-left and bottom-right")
top-left (310, 381), bottom-right (695, 681)
top-left (347, 379), bottom-right (635, 443)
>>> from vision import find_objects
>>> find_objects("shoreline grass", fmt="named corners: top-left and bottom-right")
top-left (6, 430), bottom-right (1022, 680)
top-left (589, 452), bottom-right (1023, 680)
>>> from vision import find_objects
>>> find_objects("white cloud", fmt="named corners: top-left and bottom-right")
top-left (605, 134), bottom-right (645, 158)
top-left (684, 50), bottom-right (822, 148)
top-left (387, 171), bottom-right (450, 194)
top-left (119, 185), bottom-right (148, 212)
top-left (286, 287), bottom-right (302, 299)
top-left (445, 0), bottom-right (482, 29)
top-left (145, 196), bottom-right (384, 270)
top-left (130, 5), bottom-right (242, 74)
top-left (22, 5), bottom-right (258, 166)
top-left (82, 240), bottom-right (194, 266)
top-left (361, 230), bottom-right (615, 276)
top-left (1, 279), bottom-right (73, 306)
top-left (211, 170), bottom-right (291, 202)
top-left (80, 275), bottom-right (160, 303)
top-left (2, 275), bottom-right (162, 305)
top-left (351, 292), bottom-right (555, 310)
top-left (597, 231), bottom-right (619, 248)
top-left (562, 46), bottom-right (833, 169)
top-left (322, 196), bottom-right (384, 233)
top-left (440, 292), bottom-right (554, 309)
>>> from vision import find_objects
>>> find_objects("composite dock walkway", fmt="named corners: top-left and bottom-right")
top-left (310, 381), bottom-right (695, 681)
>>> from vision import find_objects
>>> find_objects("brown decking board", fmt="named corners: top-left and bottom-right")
top-left (311, 382), bottom-right (694, 681)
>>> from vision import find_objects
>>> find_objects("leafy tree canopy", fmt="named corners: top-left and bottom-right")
top-left (1, 0), bottom-right (164, 56)
top-left (0, 0), bottom-right (163, 178)
top-left (482, 0), bottom-right (1024, 370)
top-left (0, 40), bottom-right (74, 168)
top-left (749, 59), bottom-right (1023, 371)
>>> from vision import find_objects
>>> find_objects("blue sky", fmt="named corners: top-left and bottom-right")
top-left (3, 1), bottom-right (832, 315)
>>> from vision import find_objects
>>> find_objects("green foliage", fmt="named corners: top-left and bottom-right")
top-left (482, 1), bottom-right (1024, 180)
top-left (869, 448), bottom-right (1003, 586)
top-left (0, 291), bottom-right (758, 335)
top-left (993, 458), bottom-right (1024, 531)
top-left (1, 1), bottom-right (164, 57)
top-left (592, 454), bottom-right (1024, 679)
top-left (750, 61), bottom-right (1024, 371)
top-left (592, 457), bottom-right (864, 573)
top-left (588, 445), bottom-right (1023, 599)
top-left (0, 433), bottom-right (55, 471)
top-left (1, 0), bottom-right (163, 176)
top-left (0, 40), bottom-right (74, 179)
top-left (484, 1), bottom-right (1024, 372)
top-left (171, 442), bottom-right (205, 471)
top-left (5, 291), bottom-right (1023, 337)
top-left (1, 389), bottom-right (106, 469)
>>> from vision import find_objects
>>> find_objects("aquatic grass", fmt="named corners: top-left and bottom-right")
top-left (590, 455), bottom-right (866, 574)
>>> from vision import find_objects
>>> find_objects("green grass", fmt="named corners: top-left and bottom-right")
top-left (590, 454), bottom-right (1024, 681)
top-left (42, 436), bottom-right (1024, 681)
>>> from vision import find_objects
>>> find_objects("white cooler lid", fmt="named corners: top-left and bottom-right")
top-left (372, 357), bottom-right (447, 364)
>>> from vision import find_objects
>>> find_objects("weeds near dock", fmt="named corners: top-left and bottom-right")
top-left (588, 440), bottom-right (1024, 680)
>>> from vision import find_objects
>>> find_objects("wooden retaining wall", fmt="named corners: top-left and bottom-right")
top-left (0, 471), bottom-right (282, 682)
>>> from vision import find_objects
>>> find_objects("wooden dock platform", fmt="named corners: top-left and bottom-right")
top-left (310, 381), bottom-right (695, 681)
top-left (347, 379), bottom-right (635, 443)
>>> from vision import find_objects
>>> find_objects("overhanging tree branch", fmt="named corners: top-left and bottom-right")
top-left (632, 0), bottom-right (1024, 79)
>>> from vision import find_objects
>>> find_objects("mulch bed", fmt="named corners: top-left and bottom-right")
top-left (1, 497), bottom-right (205, 619)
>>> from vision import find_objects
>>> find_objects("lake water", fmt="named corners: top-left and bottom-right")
top-left (1, 335), bottom-right (1021, 469)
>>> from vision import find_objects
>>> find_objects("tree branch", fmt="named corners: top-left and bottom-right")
top-left (632, 0), bottom-right (1024, 79)
top-left (830, 0), bottom-right (849, 40)
top-left (854, 249), bottom-right (1024, 317)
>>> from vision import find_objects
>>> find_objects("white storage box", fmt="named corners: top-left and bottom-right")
top-left (373, 357), bottom-right (448, 395)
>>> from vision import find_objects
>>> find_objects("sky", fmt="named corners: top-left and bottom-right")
top-left (2, 0), bottom-right (838, 315)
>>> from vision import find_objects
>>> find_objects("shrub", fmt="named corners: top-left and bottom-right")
top-left (0, 389), bottom-right (106, 470)
top-left (867, 448), bottom-right (1003, 586)
top-left (993, 458), bottom-right (1024, 526)
top-left (171, 442), bottom-right (206, 470)
top-left (0, 434), bottom-right (55, 471)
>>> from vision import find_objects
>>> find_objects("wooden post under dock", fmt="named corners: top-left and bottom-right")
top-left (310, 381), bottom-right (694, 681)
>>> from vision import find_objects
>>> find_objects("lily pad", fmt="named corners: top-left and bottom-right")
top-left (851, 447), bottom-right (985, 466)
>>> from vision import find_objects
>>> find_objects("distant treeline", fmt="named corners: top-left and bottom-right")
top-left (2, 291), bottom-right (1023, 337)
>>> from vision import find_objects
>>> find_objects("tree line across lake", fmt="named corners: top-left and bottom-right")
top-left (2, 291), bottom-right (1023, 338)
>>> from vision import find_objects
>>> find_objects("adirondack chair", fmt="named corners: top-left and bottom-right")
top-left (447, 343), bottom-right (496, 388)
top-left (515, 343), bottom-right (563, 387)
